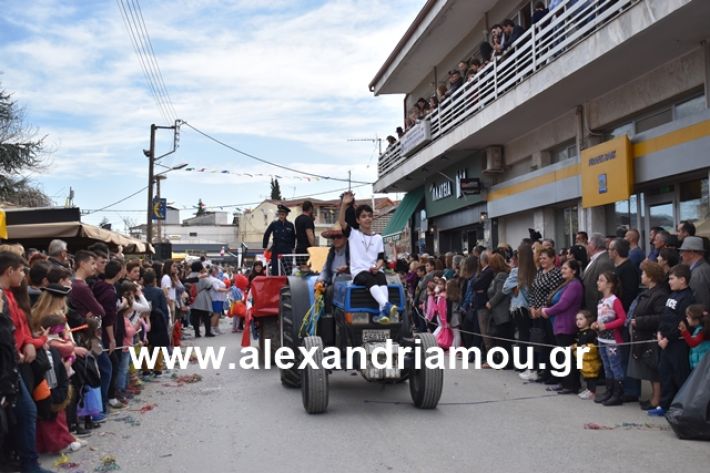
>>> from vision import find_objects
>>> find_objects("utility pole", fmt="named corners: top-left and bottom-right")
top-left (146, 124), bottom-right (156, 245)
top-left (145, 121), bottom-right (180, 245)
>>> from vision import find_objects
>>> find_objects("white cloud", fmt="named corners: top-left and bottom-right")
top-left (0, 0), bottom-right (420, 223)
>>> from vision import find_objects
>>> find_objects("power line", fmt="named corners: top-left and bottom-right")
top-left (130, 0), bottom-right (178, 120)
top-left (83, 185), bottom-right (149, 215)
top-left (82, 183), bottom-right (371, 214)
top-left (116, 0), bottom-right (173, 122)
top-left (180, 121), bottom-right (374, 185)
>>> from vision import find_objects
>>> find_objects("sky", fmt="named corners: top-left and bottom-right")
top-left (0, 0), bottom-right (421, 231)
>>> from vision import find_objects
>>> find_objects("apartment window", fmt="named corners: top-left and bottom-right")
top-left (675, 95), bottom-right (706, 120)
top-left (636, 108), bottom-right (673, 133)
top-left (321, 208), bottom-right (337, 225)
top-left (549, 139), bottom-right (577, 164)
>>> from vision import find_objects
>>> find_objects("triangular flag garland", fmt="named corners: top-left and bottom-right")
top-left (180, 167), bottom-right (320, 182)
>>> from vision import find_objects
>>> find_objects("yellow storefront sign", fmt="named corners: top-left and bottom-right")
top-left (0, 209), bottom-right (7, 239)
top-left (581, 135), bottom-right (634, 208)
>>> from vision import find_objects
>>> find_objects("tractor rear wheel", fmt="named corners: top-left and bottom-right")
top-left (409, 333), bottom-right (443, 409)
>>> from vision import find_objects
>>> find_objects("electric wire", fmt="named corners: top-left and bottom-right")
top-left (123, 0), bottom-right (175, 122)
top-left (180, 121), bottom-right (374, 185)
top-left (82, 182), bottom-right (371, 214)
top-left (131, 0), bottom-right (178, 120)
top-left (116, 0), bottom-right (172, 123)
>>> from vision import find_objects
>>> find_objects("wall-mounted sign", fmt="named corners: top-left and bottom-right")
top-left (581, 135), bottom-right (633, 208)
top-left (152, 197), bottom-right (167, 220)
top-left (430, 180), bottom-right (453, 201)
top-left (401, 119), bottom-right (432, 156)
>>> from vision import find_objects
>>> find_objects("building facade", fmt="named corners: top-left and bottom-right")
top-left (372, 0), bottom-right (710, 254)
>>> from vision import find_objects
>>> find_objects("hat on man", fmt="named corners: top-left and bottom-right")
top-left (277, 204), bottom-right (291, 214)
top-left (321, 224), bottom-right (344, 240)
top-left (679, 236), bottom-right (705, 252)
top-left (41, 283), bottom-right (72, 297)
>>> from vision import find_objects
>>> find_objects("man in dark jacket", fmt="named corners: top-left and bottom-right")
top-left (501, 19), bottom-right (526, 51)
top-left (582, 233), bottom-right (614, 318)
top-left (263, 204), bottom-right (296, 276)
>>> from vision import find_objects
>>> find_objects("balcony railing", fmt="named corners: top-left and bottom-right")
top-left (377, 0), bottom-right (640, 180)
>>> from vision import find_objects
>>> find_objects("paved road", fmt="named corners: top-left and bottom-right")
top-left (42, 321), bottom-right (710, 473)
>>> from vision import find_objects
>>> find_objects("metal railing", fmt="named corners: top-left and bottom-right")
top-left (377, 0), bottom-right (640, 180)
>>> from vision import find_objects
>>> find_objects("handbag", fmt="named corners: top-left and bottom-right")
top-left (77, 385), bottom-right (102, 418)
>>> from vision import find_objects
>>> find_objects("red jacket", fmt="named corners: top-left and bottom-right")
top-left (5, 290), bottom-right (46, 353)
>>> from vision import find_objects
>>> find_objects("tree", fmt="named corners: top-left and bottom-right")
top-left (270, 177), bottom-right (282, 201)
top-left (195, 198), bottom-right (207, 216)
top-left (0, 84), bottom-right (50, 207)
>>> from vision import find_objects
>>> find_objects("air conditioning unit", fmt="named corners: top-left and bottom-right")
top-left (483, 146), bottom-right (504, 174)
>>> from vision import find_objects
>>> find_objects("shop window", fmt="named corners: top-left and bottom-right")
top-left (607, 195), bottom-right (638, 235)
top-left (554, 205), bottom-right (578, 248)
top-left (680, 178), bottom-right (709, 239)
top-left (675, 95), bottom-right (706, 121)
top-left (636, 108), bottom-right (673, 133)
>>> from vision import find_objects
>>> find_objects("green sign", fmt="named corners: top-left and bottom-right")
top-left (424, 156), bottom-right (484, 218)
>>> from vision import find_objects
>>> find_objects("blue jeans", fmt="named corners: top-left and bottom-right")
top-left (97, 351), bottom-right (113, 412)
top-left (12, 376), bottom-right (39, 470)
top-left (600, 343), bottom-right (624, 380)
top-left (115, 351), bottom-right (130, 392)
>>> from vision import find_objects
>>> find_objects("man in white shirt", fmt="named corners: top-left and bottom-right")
top-left (338, 192), bottom-right (398, 324)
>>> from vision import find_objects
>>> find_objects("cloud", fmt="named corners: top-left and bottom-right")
top-left (0, 0), bottom-right (419, 223)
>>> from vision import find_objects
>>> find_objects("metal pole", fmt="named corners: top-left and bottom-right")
top-left (146, 124), bottom-right (157, 245)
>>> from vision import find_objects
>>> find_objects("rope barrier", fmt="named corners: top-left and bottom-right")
top-left (409, 299), bottom-right (667, 350)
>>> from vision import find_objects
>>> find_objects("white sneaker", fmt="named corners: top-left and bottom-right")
top-left (64, 440), bottom-right (86, 452)
top-left (578, 389), bottom-right (594, 400)
top-left (519, 369), bottom-right (538, 381)
top-left (108, 398), bottom-right (125, 409)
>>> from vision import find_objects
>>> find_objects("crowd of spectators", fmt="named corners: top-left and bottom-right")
top-left (0, 240), bottom-right (246, 472)
top-left (394, 220), bottom-right (710, 414)
top-left (384, 2), bottom-right (554, 146)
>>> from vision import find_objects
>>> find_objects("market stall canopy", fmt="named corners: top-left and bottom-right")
top-left (381, 188), bottom-right (424, 242)
top-left (2, 215), bottom-right (153, 254)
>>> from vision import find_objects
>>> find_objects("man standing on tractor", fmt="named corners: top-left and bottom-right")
top-left (263, 204), bottom-right (296, 276)
top-left (338, 192), bottom-right (398, 324)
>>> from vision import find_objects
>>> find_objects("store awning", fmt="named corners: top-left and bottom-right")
top-left (381, 188), bottom-right (424, 242)
top-left (4, 221), bottom-right (153, 254)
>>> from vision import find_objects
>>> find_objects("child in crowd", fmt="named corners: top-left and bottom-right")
top-left (653, 264), bottom-right (694, 416)
top-left (447, 278), bottom-right (462, 348)
top-left (592, 271), bottom-right (626, 406)
top-left (573, 310), bottom-right (601, 400)
top-left (679, 304), bottom-right (710, 370)
top-left (115, 283), bottom-right (143, 404)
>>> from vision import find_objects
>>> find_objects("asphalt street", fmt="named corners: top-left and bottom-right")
top-left (41, 320), bottom-right (710, 473)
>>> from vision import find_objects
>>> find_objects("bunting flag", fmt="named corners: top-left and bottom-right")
top-left (180, 167), bottom-right (320, 182)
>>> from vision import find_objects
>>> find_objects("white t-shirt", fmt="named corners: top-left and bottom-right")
top-left (161, 274), bottom-right (176, 301)
top-left (348, 228), bottom-right (384, 278)
top-left (209, 276), bottom-right (227, 302)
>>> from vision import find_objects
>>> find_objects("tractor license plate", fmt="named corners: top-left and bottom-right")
top-left (362, 329), bottom-right (390, 342)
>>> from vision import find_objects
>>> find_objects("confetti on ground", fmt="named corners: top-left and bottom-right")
top-left (95, 455), bottom-right (120, 472)
top-left (129, 403), bottom-right (157, 414)
top-left (54, 453), bottom-right (74, 468)
top-left (172, 373), bottom-right (203, 384)
top-left (112, 415), bottom-right (141, 427)
top-left (584, 422), bottom-right (671, 431)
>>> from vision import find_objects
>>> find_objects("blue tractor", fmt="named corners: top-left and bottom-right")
top-left (279, 274), bottom-right (444, 414)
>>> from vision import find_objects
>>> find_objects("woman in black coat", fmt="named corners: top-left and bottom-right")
top-left (628, 261), bottom-right (669, 410)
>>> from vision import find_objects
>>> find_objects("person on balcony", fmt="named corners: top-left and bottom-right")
top-left (446, 69), bottom-right (463, 98)
top-left (501, 19), bottom-right (526, 52)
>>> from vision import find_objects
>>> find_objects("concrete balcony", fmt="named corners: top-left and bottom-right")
top-left (374, 0), bottom-right (709, 193)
